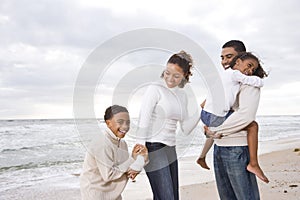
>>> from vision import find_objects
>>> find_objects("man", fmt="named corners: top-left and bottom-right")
top-left (208, 40), bottom-right (263, 199)
top-left (221, 40), bottom-right (246, 68)
top-left (199, 40), bottom-right (246, 109)
top-left (197, 41), bottom-right (247, 169)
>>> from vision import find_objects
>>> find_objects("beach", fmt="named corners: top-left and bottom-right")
top-left (2, 137), bottom-right (299, 200)
top-left (123, 138), bottom-right (300, 200)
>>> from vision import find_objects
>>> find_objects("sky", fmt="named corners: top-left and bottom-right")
top-left (0, 0), bottom-right (300, 119)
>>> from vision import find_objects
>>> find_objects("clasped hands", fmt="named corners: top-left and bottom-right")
top-left (127, 144), bottom-right (148, 181)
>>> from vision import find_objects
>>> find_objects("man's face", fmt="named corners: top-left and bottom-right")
top-left (220, 47), bottom-right (239, 68)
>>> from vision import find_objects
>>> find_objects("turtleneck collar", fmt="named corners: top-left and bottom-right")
top-left (104, 127), bottom-right (121, 145)
top-left (158, 79), bottom-right (179, 92)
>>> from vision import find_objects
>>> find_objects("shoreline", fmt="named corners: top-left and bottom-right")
top-left (2, 138), bottom-right (300, 200)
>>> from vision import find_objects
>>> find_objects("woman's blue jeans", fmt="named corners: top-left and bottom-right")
top-left (145, 142), bottom-right (179, 200)
top-left (213, 145), bottom-right (260, 200)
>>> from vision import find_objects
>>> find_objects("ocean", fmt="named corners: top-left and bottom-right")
top-left (1, 115), bottom-right (300, 198)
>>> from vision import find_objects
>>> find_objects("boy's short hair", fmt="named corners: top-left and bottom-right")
top-left (104, 105), bottom-right (128, 120)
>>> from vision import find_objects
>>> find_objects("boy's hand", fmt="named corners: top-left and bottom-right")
top-left (127, 169), bottom-right (140, 181)
top-left (132, 144), bottom-right (142, 159)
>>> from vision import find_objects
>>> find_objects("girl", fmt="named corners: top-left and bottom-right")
top-left (80, 105), bottom-right (148, 200)
top-left (197, 52), bottom-right (269, 183)
top-left (136, 51), bottom-right (200, 200)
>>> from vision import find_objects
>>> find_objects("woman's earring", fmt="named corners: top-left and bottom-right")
top-left (179, 78), bottom-right (187, 88)
top-left (160, 71), bottom-right (165, 78)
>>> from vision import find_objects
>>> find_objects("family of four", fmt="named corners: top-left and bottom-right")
top-left (80, 40), bottom-right (269, 200)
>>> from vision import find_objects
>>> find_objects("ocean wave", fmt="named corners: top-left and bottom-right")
top-left (0, 141), bottom-right (82, 153)
top-left (0, 159), bottom-right (83, 173)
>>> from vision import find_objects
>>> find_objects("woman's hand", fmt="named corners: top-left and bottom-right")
top-left (132, 144), bottom-right (148, 162)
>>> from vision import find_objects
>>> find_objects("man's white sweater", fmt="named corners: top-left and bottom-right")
top-left (211, 85), bottom-right (261, 146)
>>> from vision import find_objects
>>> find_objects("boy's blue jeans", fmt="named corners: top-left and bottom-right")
top-left (214, 145), bottom-right (260, 200)
top-left (144, 142), bottom-right (179, 200)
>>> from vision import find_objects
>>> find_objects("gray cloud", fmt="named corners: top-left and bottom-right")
top-left (0, 0), bottom-right (299, 118)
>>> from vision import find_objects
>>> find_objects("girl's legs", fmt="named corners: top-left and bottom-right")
top-left (197, 110), bottom-right (225, 170)
top-left (197, 137), bottom-right (214, 169)
top-left (246, 121), bottom-right (269, 183)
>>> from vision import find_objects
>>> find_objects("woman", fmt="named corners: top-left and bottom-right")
top-left (136, 51), bottom-right (200, 200)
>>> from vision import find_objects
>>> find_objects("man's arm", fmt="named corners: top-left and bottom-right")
top-left (211, 85), bottom-right (260, 136)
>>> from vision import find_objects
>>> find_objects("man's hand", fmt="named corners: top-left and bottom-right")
top-left (204, 126), bottom-right (223, 139)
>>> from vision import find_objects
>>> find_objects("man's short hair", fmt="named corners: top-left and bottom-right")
top-left (222, 40), bottom-right (246, 53)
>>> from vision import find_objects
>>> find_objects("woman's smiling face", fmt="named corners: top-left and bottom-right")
top-left (163, 63), bottom-right (185, 88)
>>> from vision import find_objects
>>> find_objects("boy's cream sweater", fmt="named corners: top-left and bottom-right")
top-left (80, 128), bottom-right (143, 200)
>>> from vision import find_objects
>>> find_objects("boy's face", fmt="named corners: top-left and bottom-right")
top-left (220, 47), bottom-right (239, 68)
top-left (106, 112), bottom-right (130, 139)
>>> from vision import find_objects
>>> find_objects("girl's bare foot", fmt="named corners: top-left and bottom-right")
top-left (247, 164), bottom-right (269, 183)
top-left (196, 157), bottom-right (210, 170)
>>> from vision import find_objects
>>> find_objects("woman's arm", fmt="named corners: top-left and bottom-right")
top-left (178, 92), bottom-right (201, 135)
top-left (136, 84), bottom-right (160, 144)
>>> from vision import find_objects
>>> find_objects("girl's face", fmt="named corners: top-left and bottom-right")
top-left (163, 63), bottom-right (185, 88)
top-left (106, 112), bottom-right (130, 139)
top-left (234, 58), bottom-right (258, 75)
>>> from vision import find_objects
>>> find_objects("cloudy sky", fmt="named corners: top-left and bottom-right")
top-left (1, 0), bottom-right (299, 119)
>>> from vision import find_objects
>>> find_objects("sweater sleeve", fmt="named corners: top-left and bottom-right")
top-left (211, 85), bottom-right (260, 136)
top-left (95, 144), bottom-right (135, 182)
top-left (178, 92), bottom-right (201, 135)
top-left (129, 155), bottom-right (145, 171)
top-left (232, 70), bottom-right (264, 88)
top-left (136, 84), bottom-right (160, 144)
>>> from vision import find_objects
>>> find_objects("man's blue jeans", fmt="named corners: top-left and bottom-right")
top-left (214, 145), bottom-right (260, 200)
top-left (145, 142), bottom-right (179, 200)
